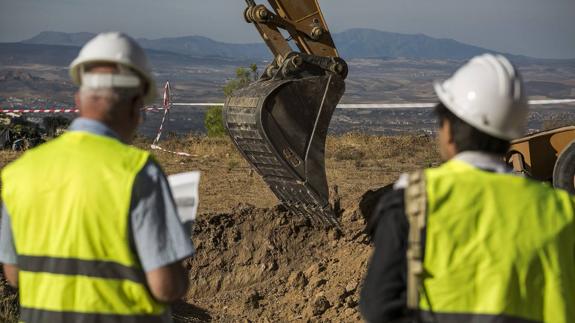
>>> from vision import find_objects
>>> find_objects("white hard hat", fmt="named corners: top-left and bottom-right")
top-left (69, 32), bottom-right (156, 104)
top-left (434, 54), bottom-right (528, 140)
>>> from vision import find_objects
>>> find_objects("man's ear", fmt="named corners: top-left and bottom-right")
top-left (130, 96), bottom-right (145, 124)
top-left (74, 92), bottom-right (81, 111)
top-left (130, 96), bottom-right (141, 113)
top-left (444, 118), bottom-right (460, 157)
top-left (444, 118), bottom-right (454, 144)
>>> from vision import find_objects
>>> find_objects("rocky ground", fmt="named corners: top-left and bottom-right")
top-left (0, 134), bottom-right (440, 322)
top-left (179, 203), bottom-right (369, 322)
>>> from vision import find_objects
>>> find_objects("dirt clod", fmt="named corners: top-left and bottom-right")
top-left (245, 291), bottom-right (262, 309)
top-left (308, 277), bottom-right (328, 290)
top-left (305, 263), bottom-right (326, 277)
top-left (311, 295), bottom-right (331, 316)
top-left (345, 281), bottom-right (358, 293)
top-left (288, 271), bottom-right (309, 289)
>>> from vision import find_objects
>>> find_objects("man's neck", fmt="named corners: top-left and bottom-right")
top-left (77, 114), bottom-right (133, 143)
top-left (69, 117), bottom-right (125, 143)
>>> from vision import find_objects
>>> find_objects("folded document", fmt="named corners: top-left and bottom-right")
top-left (167, 171), bottom-right (201, 223)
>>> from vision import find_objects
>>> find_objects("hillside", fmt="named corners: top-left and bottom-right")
top-left (0, 42), bottom-right (251, 68)
top-left (21, 29), bottom-right (518, 61)
top-left (2, 30), bottom-right (574, 111)
top-left (22, 31), bottom-right (95, 48)
top-left (333, 29), bottom-right (490, 59)
top-left (0, 42), bottom-right (249, 101)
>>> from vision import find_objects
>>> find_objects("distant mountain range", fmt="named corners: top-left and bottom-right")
top-left (333, 29), bottom-right (493, 60)
top-left (3, 30), bottom-right (574, 106)
top-left (20, 29), bottom-right (509, 61)
top-left (0, 42), bottom-right (248, 68)
top-left (2, 29), bottom-right (572, 72)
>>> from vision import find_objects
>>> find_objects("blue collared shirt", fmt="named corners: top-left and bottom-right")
top-left (0, 118), bottom-right (195, 273)
top-left (69, 117), bottom-right (124, 141)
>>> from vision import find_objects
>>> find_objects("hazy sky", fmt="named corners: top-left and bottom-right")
top-left (0, 0), bottom-right (574, 59)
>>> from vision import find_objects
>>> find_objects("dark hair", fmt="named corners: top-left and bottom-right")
top-left (435, 102), bottom-right (510, 154)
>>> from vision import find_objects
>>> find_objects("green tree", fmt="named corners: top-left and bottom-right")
top-left (205, 65), bottom-right (258, 137)
top-left (250, 63), bottom-right (259, 81)
top-left (205, 106), bottom-right (225, 137)
top-left (222, 67), bottom-right (252, 97)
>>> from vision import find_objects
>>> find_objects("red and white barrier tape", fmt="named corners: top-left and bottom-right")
top-left (151, 105), bottom-right (170, 145)
top-left (150, 144), bottom-right (193, 157)
top-left (0, 108), bottom-right (80, 113)
top-left (170, 98), bottom-right (575, 109)
top-left (149, 82), bottom-right (194, 157)
top-left (0, 82), bottom-right (195, 157)
top-left (528, 99), bottom-right (575, 105)
top-left (2, 98), bottom-right (573, 114)
top-left (2, 84), bottom-right (573, 158)
top-left (0, 107), bottom-right (166, 114)
top-left (338, 103), bottom-right (435, 109)
top-left (337, 99), bottom-right (575, 109)
top-left (172, 103), bottom-right (224, 107)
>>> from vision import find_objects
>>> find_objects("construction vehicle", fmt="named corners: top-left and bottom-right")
top-left (507, 126), bottom-right (575, 194)
top-left (223, 0), bottom-right (347, 227)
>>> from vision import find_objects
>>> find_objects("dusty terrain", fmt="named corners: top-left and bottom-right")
top-left (0, 134), bottom-right (440, 322)
top-left (3, 56), bottom-right (575, 104)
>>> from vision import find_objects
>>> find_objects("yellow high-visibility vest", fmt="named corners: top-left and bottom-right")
top-left (2, 131), bottom-right (166, 323)
top-left (418, 159), bottom-right (575, 323)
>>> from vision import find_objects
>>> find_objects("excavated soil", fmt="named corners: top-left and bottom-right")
top-left (0, 134), bottom-right (440, 322)
top-left (179, 202), bottom-right (371, 322)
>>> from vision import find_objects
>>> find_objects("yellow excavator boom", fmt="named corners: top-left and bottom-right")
top-left (223, 0), bottom-right (348, 227)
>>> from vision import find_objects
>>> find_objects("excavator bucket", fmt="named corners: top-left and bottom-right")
top-left (225, 74), bottom-right (344, 226)
top-left (224, 0), bottom-right (347, 226)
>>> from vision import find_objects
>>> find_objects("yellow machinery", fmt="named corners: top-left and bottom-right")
top-left (223, 0), bottom-right (347, 227)
top-left (507, 126), bottom-right (575, 194)
top-left (223, 0), bottom-right (574, 229)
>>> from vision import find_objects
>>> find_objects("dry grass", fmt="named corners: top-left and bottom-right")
top-left (542, 113), bottom-right (575, 130)
top-left (0, 277), bottom-right (18, 323)
top-left (0, 152), bottom-right (21, 323)
top-left (136, 133), bottom-right (440, 214)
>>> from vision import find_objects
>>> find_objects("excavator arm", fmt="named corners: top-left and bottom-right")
top-left (223, 0), bottom-right (347, 227)
top-left (244, 0), bottom-right (339, 59)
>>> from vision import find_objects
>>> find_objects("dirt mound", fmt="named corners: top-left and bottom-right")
top-left (181, 201), bottom-right (373, 322)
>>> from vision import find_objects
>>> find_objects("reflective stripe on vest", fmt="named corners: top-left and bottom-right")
top-left (20, 308), bottom-right (165, 323)
top-left (418, 311), bottom-right (541, 323)
top-left (419, 159), bottom-right (575, 323)
top-left (2, 131), bottom-right (166, 321)
top-left (405, 170), bottom-right (427, 310)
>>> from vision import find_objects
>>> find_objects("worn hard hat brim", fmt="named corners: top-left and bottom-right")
top-left (69, 58), bottom-right (157, 104)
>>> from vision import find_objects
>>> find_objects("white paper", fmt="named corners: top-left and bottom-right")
top-left (167, 171), bottom-right (201, 223)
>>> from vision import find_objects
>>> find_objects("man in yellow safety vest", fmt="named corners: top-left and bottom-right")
top-left (360, 54), bottom-right (575, 323)
top-left (0, 32), bottom-right (194, 323)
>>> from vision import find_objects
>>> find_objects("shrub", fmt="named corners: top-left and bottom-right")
top-left (205, 106), bottom-right (225, 137)
top-left (542, 113), bottom-right (575, 130)
top-left (205, 65), bottom-right (258, 137)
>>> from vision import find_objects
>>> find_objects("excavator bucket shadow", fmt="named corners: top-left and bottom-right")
top-left (224, 74), bottom-right (345, 227)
